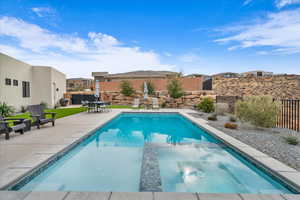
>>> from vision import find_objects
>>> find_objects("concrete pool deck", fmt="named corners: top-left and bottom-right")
top-left (0, 109), bottom-right (299, 199)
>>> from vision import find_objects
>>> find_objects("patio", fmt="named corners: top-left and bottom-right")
top-left (0, 109), bottom-right (299, 200)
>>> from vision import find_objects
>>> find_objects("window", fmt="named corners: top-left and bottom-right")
top-left (13, 79), bottom-right (18, 86)
top-left (257, 72), bottom-right (263, 77)
top-left (5, 78), bottom-right (11, 85)
top-left (22, 81), bottom-right (30, 97)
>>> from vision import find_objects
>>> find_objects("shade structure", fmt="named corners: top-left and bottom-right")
top-left (144, 81), bottom-right (148, 99)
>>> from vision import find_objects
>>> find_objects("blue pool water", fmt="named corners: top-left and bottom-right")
top-left (15, 113), bottom-right (294, 193)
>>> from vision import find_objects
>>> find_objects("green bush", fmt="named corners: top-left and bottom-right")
top-left (0, 102), bottom-right (14, 117)
top-left (167, 79), bottom-right (184, 99)
top-left (229, 116), bottom-right (237, 122)
top-left (235, 96), bottom-right (280, 128)
top-left (197, 97), bottom-right (215, 113)
top-left (120, 81), bottom-right (135, 96)
top-left (20, 105), bottom-right (27, 113)
top-left (40, 101), bottom-right (48, 109)
top-left (283, 136), bottom-right (299, 145)
top-left (207, 113), bottom-right (217, 121)
top-left (141, 81), bottom-right (155, 95)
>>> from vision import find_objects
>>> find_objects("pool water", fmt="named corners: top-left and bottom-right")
top-left (16, 113), bottom-right (294, 193)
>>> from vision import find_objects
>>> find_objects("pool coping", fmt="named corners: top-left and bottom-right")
top-left (0, 109), bottom-right (299, 196)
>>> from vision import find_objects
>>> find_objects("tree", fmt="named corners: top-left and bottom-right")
top-left (120, 81), bottom-right (135, 96)
top-left (141, 81), bottom-right (155, 95)
top-left (167, 79), bottom-right (184, 98)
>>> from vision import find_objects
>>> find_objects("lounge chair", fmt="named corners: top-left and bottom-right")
top-left (27, 105), bottom-right (56, 129)
top-left (152, 98), bottom-right (159, 109)
top-left (0, 116), bottom-right (27, 140)
top-left (132, 98), bottom-right (140, 109)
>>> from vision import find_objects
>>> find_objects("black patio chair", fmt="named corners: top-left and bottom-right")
top-left (87, 102), bottom-right (96, 113)
top-left (27, 105), bottom-right (56, 129)
top-left (0, 116), bottom-right (27, 140)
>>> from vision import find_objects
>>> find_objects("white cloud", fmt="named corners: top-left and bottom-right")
top-left (0, 16), bottom-right (174, 77)
top-left (179, 53), bottom-right (201, 63)
top-left (215, 8), bottom-right (300, 54)
top-left (31, 7), bottom-right (54, 17)
top-left (276, 0), bottom-right (300, 8)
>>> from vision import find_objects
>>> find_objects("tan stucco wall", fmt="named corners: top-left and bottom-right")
top-left (0, 53), bottom-right (33, 110)
top-left (0, 53), bottom-right (66, 110)
top-left (50, 67), bottom-right (66, 107)
top-left (32, 66), bottom-right (66, 108)
top-left (31, 67), bottom-right (52, 107)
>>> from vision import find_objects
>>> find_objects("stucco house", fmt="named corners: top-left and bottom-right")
top-left (0, 53), bottom-right (66, 110)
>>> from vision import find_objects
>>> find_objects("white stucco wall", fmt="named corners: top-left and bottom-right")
top-left (0, 53), bottom-right (66, 110)
top-left (51, 68), bottom-right (66, 107)
top-left (0, 53), bottom-right (33, 110)
top-left (31, 66), bottom-right (52, 107)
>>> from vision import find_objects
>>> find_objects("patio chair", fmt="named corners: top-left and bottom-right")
top-left (0, 116), bottom-right (27, 140)
top-left (132, 98), bottom-right (140, 109)
top-left (27, 105), bottom-right (56, 129)
top-left (87, 102), bottom-right (96, 113)
top-left (152, 98), bottom-right (159, 109)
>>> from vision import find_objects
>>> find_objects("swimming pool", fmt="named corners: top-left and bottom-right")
top-left (12, 113), bottom-right (296, 193)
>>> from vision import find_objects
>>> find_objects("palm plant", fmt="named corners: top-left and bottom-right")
top-left (0, 102), bottom-right (15, 117)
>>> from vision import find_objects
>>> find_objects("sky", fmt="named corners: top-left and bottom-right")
top-left (0, 0), bottom-right (300, 78)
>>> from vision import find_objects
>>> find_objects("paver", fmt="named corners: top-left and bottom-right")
top-left (240, 194), bottom-right (285, 200)
top-left (282, 194), bottom-right (300, 200)
top-left (197, 193), bottom-right (241, 200)
top-left (110, 192), bottom-right (152, 200)
top-left (253, 157), bottom-right (298, 172)
top-left (9, 154), bottom-right (53, 169)
top-left (23, 191), bottom-right (68, 200)
top-left (64, 192), bottom-right (110, 200)
top-left (0, 191), bottom-right (29, 200)
top-left (0, 168), bottom-right (30, 189)
top-left (154, 192), bottom-right (197, 200)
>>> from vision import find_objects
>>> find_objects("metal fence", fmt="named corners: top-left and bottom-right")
top-left (277, 99), bottom-right (300, 132)
top-left (216, 96), bottom-right (300, 132)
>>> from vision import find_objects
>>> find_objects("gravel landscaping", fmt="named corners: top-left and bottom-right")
top-left (191, 112), bottom-right (300, 171)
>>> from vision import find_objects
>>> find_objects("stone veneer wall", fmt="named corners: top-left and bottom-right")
top-left (100, 90), bottom-right (216, 108)
top-left (213, 75), bottom-right (300, 99)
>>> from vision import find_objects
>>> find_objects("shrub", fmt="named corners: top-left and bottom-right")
top-left (0, 102), bottom-right (14, 117)
top-left (207, 113), bottom-right (217, 121)
top-left (40, 101), bottom-right (48, 109)
top-left (283, 136), bottom-right (299, 145)
top-left (161, 102), bottom-right (167, 108)
top-left (120, 81), bottom-right (135, 97)
top-left (215, 103), bottom-right (229, 115)
top-left (20, 105), bottom-right (27, 113)
top-left (197, 97), bottom-right (215, 113)
top-left (235, 96), bottom-right (280, 128)
top-left (229, 116), bottom-right (237, 122)
top-left (141, 81), bottom-right (155, 95)
top-left (59, 98), bottom-right (69, 107)
top-left (167, 79), bottom-right (184, 99)
top-left (224, 122), bottom-right (238, 129)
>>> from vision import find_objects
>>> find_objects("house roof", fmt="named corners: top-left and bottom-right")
top-left (212, 72), bottom-right (240, 77)
top-left (67, 78), bottom-right (93, 81)
top-left (93, 70), bottom-right (178, 78)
